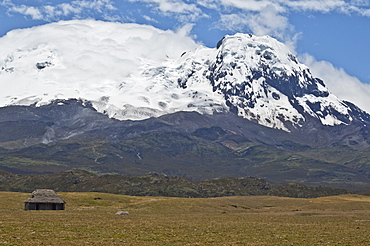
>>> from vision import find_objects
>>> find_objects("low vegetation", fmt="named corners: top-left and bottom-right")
top-left (0, 169), bottom-right (348, 198)
top-left (1, 192), bottom-right (370, 245)
top-left (1, 129), bottom-right (370, 192)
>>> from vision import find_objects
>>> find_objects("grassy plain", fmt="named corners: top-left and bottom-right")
top-left (0, 192), bottom-right (370, 245)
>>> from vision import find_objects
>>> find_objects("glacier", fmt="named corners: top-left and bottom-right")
top-left (0, 19), bottom-right (360, 132)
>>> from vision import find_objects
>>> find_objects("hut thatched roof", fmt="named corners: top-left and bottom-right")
top-left (24, 189), bottom-right (65, 204)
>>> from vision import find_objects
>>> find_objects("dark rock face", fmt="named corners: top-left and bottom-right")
top-left (0, 100), bottom-right (370, 191)
top-left (206, 34), bottom-right (370, 132)
top-left (1, 35), bottom-right (370, 191)
top-left (36, 61), bottom-right (52, 69)
top-left (0, 99), bottom-right (118, 146)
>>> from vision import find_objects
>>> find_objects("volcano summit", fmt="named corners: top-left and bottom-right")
top-left (1, 20), bottom-right (370, 191)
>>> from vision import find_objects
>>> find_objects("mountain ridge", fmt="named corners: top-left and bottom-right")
top-left (1, 20), bottom-right (370, 191)
top-left (1, 100), bottom-right (370, 191)
top-left (0, 169), bottom-right (349, 198)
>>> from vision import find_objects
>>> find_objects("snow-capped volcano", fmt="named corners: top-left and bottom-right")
top-left (207, 34), bottom-right (354, 130)
top-left (0, 20), bottom-right (366, 131)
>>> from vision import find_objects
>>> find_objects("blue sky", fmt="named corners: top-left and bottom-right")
top-left (0, 1), bottom-right (369, 87)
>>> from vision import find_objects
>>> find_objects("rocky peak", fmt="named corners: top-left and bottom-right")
top-left (201, 34), bottom-right (356, 131)
top-left (0, 20), bottom-right (368, 132)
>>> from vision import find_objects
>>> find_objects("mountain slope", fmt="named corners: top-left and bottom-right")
top-left (0, 101), bottom-right (370, 191)
top-left (1, 20), bottom-right (370, 191)
top-left (1, 20), bottom-right (369, 132)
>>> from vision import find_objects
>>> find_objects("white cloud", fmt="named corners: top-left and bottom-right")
top-left (72, 0), bottom-right (117, 12)
top-left (3, 0), bottom-right (369, 29)
top-left (202, 0), bottom-right (370, 23)
top-left (283, 0), bottom-right (370, 17)
top-left (218, 5), bottom-right (297, 47)
top-left (127, 0), bottom-right (204, 21)
top-left (197, 0), bottom-right (219, 9)
top-left (59, 3), bottom-right (80, 16)
top-left (214, 0), bottom-right (369, 14)
top-left (209, 0), bottom-right (369, 52)
top-left (8, 5), bottom-right (43, 20)
top-left (2, 0), bottom-right (119, 21)
top-left (244, 5), bottom-right (291, 38)
top-left (102, 13), bottom-right (122, 22)
top-left (285, 0), bottom-right (347, 12)
top-left (143, 15), bottom-right (159, 23)
top-left (350, 0), bottom-right (369, 6)
top-left (217, 13), bottom-right (245, 32)
top-left (350, 5), bottom-right (370, 16)
top-left (0, 20), bottom-right (201, 117)
top-left (301, 54), bottom-right (370, 114)
top-left (128, 0), bottom-right (198, 13)
top-left (176, 23), bottom-right (195, 37)
top-left (218, 0), bottom-right (284, 12)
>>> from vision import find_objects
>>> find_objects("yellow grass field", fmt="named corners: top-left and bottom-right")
top-left (1, 192), bottom-right (370, 245)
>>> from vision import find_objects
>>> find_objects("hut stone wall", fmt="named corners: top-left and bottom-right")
top-left (24, 202), bottom-right (65, 210)
top-left (24, 189), bottom-right (65, 210)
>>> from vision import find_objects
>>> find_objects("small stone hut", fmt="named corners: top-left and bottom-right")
top-left (24, 189), bottom-right (65, 210)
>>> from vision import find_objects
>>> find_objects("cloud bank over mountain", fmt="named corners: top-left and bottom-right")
top-left (2, 1), bottom-right (369, 38)
top-left (302, 54), bottom-right (370, 114)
